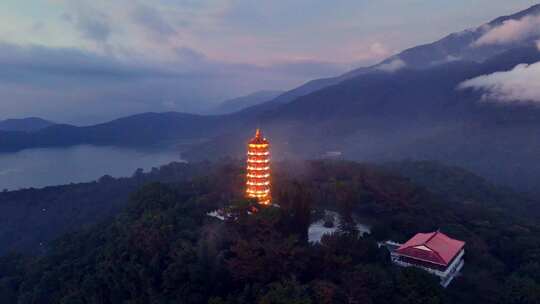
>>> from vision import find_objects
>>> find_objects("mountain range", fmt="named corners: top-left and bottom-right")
top-left (209, 90), bottom-right (284, 114)
top-left (0, 117), bottom-right (55, 132)
top-left (2, 4), bottom-right (540, 192)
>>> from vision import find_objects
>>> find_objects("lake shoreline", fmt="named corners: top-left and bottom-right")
top-left (0, 145), bottom-right (182, 191)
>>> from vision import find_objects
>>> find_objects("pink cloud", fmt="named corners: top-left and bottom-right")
top-left (473, 15), bottom-right (540, 47)
top-left (376, 58), bottom-right (406, 72)
top-left (459, 61), bottom-right (540, 103)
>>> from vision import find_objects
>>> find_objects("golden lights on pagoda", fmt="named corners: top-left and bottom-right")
top-left (246, 129), bottom-right (271, 205)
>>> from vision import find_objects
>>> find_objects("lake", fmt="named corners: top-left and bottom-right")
top-left (0, 145), bottom-right (183, 191)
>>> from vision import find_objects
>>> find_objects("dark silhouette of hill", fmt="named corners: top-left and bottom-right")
top-left (2, 160), bottom-right (540, 303)
top-left (0, 117), bottom-right (55, 132)
top-left (0, 112), bottom-right (230, 152)
top-left (381, 160), bottom-right (539, 214)
top-left (0, 161), bottom-right (213, 255)
top-left (0, 159), bottom-right (536, 256)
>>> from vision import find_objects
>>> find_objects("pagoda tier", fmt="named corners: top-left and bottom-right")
top-left (246, 129), bottom-right (271, 205)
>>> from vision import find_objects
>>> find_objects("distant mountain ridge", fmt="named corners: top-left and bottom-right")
top-left (0, 112), bottom-right (229, 152)
top-left (245, 4), bottom-right (540, 109)
top-left (247, 45), bottom-right (540, 192)
top-left (2, 5), bottom-right (540, 192)
top-left (0, 117), bottom-right (55, 132)
top-left (210, 90), bottom-right (283, 114)
top-left (200, 4), bottom-right (540, 193)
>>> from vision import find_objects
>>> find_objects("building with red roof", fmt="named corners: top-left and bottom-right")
top-left (385, 231), bottom-right (465, 287)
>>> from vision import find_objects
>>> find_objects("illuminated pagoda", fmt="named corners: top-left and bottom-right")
top-left (246, 128), bottom-right (271, 205)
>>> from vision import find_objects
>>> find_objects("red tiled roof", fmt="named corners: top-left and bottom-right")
top-left (396, 231), bottom-right (465, 266)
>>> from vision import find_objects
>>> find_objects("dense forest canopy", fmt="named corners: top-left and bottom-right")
top-left (1, 160), bottom-right (540, 303)
top-left (0, 161), bottom-right (214, 255)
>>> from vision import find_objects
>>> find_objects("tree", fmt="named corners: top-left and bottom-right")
top-left (395, 268), bottom-right (442, 304)
top-left (335, 181), bottom-right (359, 236)
top-left (258, 279), bottom-right (312, 304)
top-left (500, 275), bottom-right (540, 304)
top-left (226, 213), bottom-right (307, 285)
top-left (278, 182), bottom-right (312, 241)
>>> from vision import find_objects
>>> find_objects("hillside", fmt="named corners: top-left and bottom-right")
top-left (1, 5), bottom-right (540, 193)
top-left (0, 158), bottom-right (537, 257)
top-left (184, 44), bottom-right (540, 192)
top-left (230, 4), bottom-right (540, 111)
top-left (210, 90), bottom-right (283, 114)
top-left (381, 160), bottom-right (539, 215)
top-left (1, 160), bottom-right (540, 303)
top-left (0, 161), bottom-right (213, 254)
top-left (0, 117), bottom-right (55, 132)
top-left (0, 112), bottom-right (229, 152)
top-left (0, 5), bottom-right (537, 150)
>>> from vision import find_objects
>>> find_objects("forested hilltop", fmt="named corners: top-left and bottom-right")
top-left (1, 160), bottom-right (540, 303)
top-left (0, 161), bottom-right (215, 255)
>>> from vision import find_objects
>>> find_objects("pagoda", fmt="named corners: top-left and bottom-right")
top-left (246, 129), bottom-right (271, 205)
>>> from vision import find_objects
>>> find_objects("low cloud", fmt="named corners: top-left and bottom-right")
top-left (0, 0), bottom-right (418, 123)
top-left (0, 43), bottom-right (180, 84)
top-left (130, 4), bottom-right (178, 41)
top-left (431, 55), bottom-right (461, 66)
top-left (458, 61), bottom-right (540, 103)
top-left (0, 169), bottom-right (20, 176)
top-left (63, 3), bottom-right (112, 44)
top-left (473, 14), bottom-right (540, 47)
top-left (262, 60), bottom-right (346, 78)
top-left (367, 42), bottom-right (391, 59)
top-left (0, 42), bottom-right (347, 124)
top-left (376, 58), bottom-right (406, 72)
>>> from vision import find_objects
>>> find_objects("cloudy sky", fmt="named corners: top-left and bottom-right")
top-left (0, 0), bottom-right (538, 124)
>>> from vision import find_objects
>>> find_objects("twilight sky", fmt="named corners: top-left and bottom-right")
top-left (0, 0), bottom-right (538, 124)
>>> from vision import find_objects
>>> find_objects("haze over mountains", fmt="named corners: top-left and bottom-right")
top-left (2, 4), bottom-right (540, 192)
top-left (210, 90), bottom-right (284, 114)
